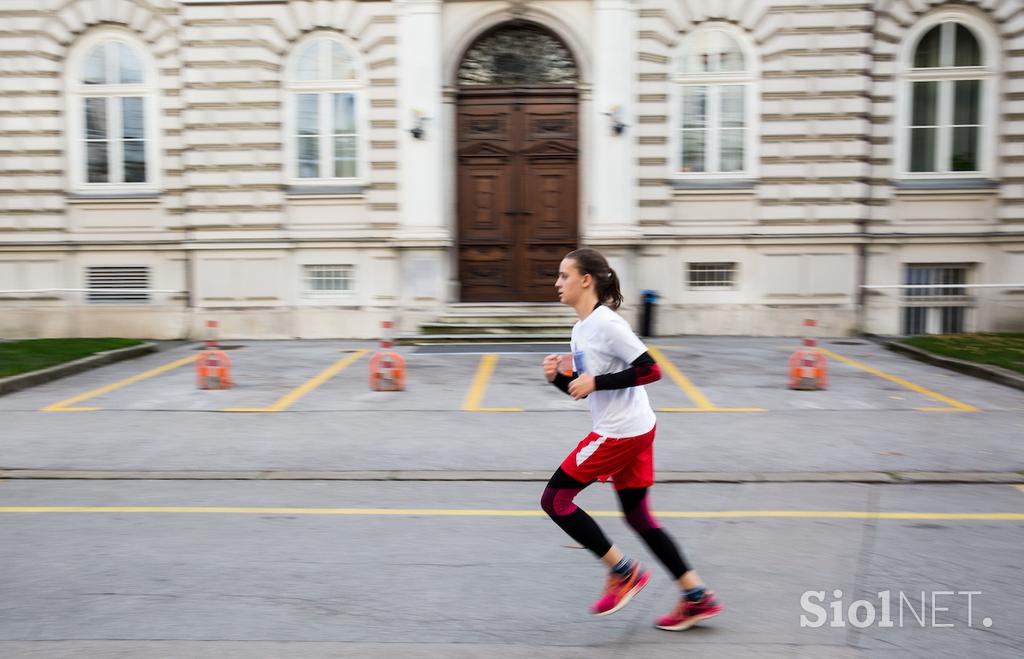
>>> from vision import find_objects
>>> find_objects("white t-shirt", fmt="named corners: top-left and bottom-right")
top-left (570, 304), bottom-right (657, 438)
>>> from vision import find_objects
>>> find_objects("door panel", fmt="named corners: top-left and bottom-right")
top-left (459, 164), bottom-right (513, 242)
top-left (457, 90), bottom-right (578, 302)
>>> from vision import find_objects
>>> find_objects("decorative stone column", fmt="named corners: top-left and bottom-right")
top-left (396, 0), bottom-right (445, 238)
top-left (395, 0), bottom-right (449, 318)
top-left (588, 0), bottom-right (637, 239)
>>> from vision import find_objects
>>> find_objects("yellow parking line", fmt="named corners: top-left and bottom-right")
top-left (224, 349), bottom-right (368, 413)
top-left (40, 353), bottom-right (201, 412)
top-left (818, 347), bottom-right (978, 412)
top-left (0, 506), bottom-right (1020, 521)
top-left (462, 354), bottom-right (523, 412)
top-left (1014, 485), bottom-right (1024, 494)
top-left (658, 407), bottom-right (768, 413)
top-left (648, 346), bottom-right (716, 410)
top-left (650, 346), bottom-right (768, 412)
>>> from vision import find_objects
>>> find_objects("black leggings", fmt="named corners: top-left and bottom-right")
top-left (540, 467), bottom-right (692, 579)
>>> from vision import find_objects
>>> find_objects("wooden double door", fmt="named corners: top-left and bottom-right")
top-left (456, 89), bottom-right (579, 302)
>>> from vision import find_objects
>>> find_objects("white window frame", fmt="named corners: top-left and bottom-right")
top-left (896, 12), bottom-right (998, 180)
top-left (302, 264), bottom-right (356, 298)
top-left (284, 34), bottom-right (368, 188)
top-left (671, 23), bottom-right (759, 181)
top-left (901, 263), bottom-right (974, 334)
top-left (65, 30), bottom-right (160, 194)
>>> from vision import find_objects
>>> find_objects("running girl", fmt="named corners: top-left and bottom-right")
top-left (540, 247), bottom-right (723, 630)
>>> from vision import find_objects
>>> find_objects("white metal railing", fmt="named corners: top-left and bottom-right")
top-left (0, 289), bottom-right (183, 295)
top-left (860, 284), bottom-right (1023, 289)
top-left (0, 288), bottom-right (186, 306)
top-left (861, 283), bottom-right (1024, 334)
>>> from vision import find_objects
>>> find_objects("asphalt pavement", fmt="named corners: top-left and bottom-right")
top-left (0, 337), bottom-right (1021, 657)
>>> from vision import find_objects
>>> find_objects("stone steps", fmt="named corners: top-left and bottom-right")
top-left (398, 303), bottom-right (575, 345)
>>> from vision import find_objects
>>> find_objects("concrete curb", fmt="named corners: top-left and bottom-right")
top-left (880, 338), bottom-right (1024, 393)
top-left (0, 342), bottom-right (158, 397)
top-left (0, 469), bottom-right (1021, 484)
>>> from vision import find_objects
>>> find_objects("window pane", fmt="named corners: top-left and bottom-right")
top-left (682, 87), bottom-right (706, 129)
top-left (951, 126), bottom-right (978, 171)
top-left (910, 127), bottom-right (936, 172)
top-left (720, 129), bottom-right (744, 172)
top-left (84, 44), bottom-right (107, 84)
top-left (941, 306), bottom-right (965, 333)
top-left (117, 42), bottom-right (143, 84)
top-left (717, 33), bottom-right (745, 72)
top-left (720, 86), bottom-right (744, 128)
top-left (296, 42), bottom-right (320, 80)
top-left (913, 25), bottom-right (942, 68)
top-left (942, 266), bottom-right (966, 288)
top-left (305, 265), bottom-right (353, 293)
top-left (85, 98), bottom-right (107, 139)
top-left (87, 142), bottom-right (109, 182)
top-left (720, 47), bottom-right (744, 72)
top-left (954, 23), bottom-right (981, 66)
top-left (297, 136), bottom-right (319, 178)
top-left (681, 130), bottom-right (705, 173)
top-left (678, 48), bottom-right (703, 74)
top-left (681, 31), bottom-right (710, 73)
top-left (123, 140), bottom-right (146, 182)
top-left (911, 81), bottom-right (938, 126)
top-left (297, 93), bottom-right (319, 135)
top-left (122, 97), bottom-right (144, 139)
top-left (331, 41), bottom-right (356, 79)
top-left (903, 307), bottom-right (927, 335)
top-left (333, 93), bottom-right (355, 133)
top-left (334, 136), bottom-right (357, 178)
top-left (953, 79), bottom-right (980, 125)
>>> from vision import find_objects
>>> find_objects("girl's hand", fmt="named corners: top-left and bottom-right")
top-left (542, 354), bottom-right (559, 382)
top-left (568, 374), bottom-right (595, 400)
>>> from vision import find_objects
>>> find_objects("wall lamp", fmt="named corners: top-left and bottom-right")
top-left (604, 105), bottom-right (627, 136)
top-left (410, 109), bottom-right (429, 140)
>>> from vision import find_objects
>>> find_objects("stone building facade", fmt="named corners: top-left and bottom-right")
top-left (1, 0), bottom-right (1022, 339)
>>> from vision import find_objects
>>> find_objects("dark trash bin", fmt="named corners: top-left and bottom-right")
top-left (640, 289), bottom-right (658, 337)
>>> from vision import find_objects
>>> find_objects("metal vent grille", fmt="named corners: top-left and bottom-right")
top-left (687, 262), bottom-right (736, 289)
top-left (86, 266), bottom-right (150, 303)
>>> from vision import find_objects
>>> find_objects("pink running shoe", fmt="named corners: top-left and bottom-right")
top-left (655, 591), bottom-right (723, 630)
top-left (591, 562), bottom-right (651, 616)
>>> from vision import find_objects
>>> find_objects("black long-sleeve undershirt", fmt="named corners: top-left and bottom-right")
top-left (551, 351), bottom-right (661, 395)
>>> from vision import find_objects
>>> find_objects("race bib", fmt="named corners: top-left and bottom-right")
top-left (572, 350), bottom-right (587, 374)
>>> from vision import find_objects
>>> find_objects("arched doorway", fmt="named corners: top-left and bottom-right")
top-left (455, 22), bottom-right (580, 302)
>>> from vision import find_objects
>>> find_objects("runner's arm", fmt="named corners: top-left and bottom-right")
top-left (552, 371), bottom-right (578, 396)
top-left (593, 352), bottom-right (661, 390)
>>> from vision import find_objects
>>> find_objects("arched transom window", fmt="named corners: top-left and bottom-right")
top-left (457, 23), bottom-right (577, 86)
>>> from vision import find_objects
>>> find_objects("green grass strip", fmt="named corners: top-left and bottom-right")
top-left (902, 333), bottom-right (1024, 375)
top-left (0, 338), bottom-right (144, 378)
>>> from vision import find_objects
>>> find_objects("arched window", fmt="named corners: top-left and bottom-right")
top-left (673, 25), bottom-right (757, 179)
top-left (901, 15), bottom-right (997, 177)
top-left (67, 34), bottom-right (157, 191)
top-left (286, 36), bottom-right (365, 184)
top-left (457, 23), bottom-right (577, 86)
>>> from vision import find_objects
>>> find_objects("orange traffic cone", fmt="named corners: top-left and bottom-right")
top-left (196, 320), bottom-right (233, 389)
top-left (369, 320), bottom-right (406, 391)
top-left (788, 319), bottom-right (827, 390)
